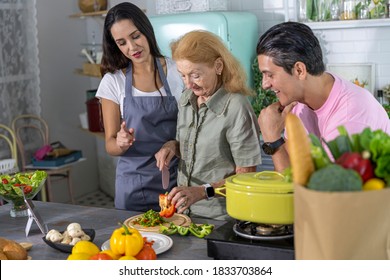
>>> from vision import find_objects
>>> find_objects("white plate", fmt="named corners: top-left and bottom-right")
top-left (101, 232), bottom-right (173, 255)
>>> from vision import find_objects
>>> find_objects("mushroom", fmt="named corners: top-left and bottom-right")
top-left (45, 229), bottom-right (63, 243)
top-left (61, 231), bottom-right (72, 244)
top-left (80, 233), bottom-right (91, 241)
top-left (67, 223), bottom-right (83, 238)
top-left (69, 237), bottom-right (81, 246)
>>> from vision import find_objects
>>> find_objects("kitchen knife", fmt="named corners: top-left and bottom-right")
top-left (162, 166), bottom-right (169, 190)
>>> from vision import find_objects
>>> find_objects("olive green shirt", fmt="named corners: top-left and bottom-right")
top-left (176, 87), bottom-right (262, 220)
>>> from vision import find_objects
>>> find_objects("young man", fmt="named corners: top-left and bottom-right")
top-left (256, 21), bottom-right (390, 172)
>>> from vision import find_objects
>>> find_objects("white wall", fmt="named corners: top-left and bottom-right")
top-left (235, 0), bottom-right (390, 96)
top-left (319, 27), bottom-right (390, 93)
top-left (36, 0), bottom-right (99, 202)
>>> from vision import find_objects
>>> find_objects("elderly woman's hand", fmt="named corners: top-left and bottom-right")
top-left (155, 140), bottom-right (180, 171)
top-left (167, 186), bottom-right (205, 214)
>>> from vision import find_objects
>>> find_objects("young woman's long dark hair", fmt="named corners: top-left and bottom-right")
top-left (100, 2), bottom-right (163, 77)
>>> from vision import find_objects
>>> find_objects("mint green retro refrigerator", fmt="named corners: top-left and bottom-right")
top-left (149, 11), bottom-right (259, 88)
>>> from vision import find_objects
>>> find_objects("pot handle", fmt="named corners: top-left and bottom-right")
top-left (214, 185), bottom-right (226, 197)
top-left (255, 170), bottom-right (286, 181)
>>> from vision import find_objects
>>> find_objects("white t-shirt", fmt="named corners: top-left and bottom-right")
top-left (96, 57), bottom-right (184, 118)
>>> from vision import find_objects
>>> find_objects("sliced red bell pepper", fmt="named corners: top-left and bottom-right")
top-left (159, 193), bottom-right (175, 218)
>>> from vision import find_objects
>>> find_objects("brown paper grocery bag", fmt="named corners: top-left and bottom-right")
top-left (294, 184), bottom-right (390, 260)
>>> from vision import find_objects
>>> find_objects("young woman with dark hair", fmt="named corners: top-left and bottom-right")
top-left (96, 2), bottom-right (184, 211)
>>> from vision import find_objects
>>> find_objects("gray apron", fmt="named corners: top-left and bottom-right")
top-left (115, 58), bottom-right (178, 211)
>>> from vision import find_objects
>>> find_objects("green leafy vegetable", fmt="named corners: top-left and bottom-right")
top-left (251, 57), bottom-right (278, 116)
top-left (309, 134), bottom-right (331, 169)
top-left (282, 167), bottom-right (293, 183)
top-left (0, 171), bottom-right (47, 202)
top-left (375, 156), bottom-right (390, 183)
top-left (324, 126), bottom-right (353, 160)
top-left (310, 126), bottom-right (390, 188)
top-left (354, 128), bottom-right (390, 183)
top-left (132, 209), bottom-right (166, 227)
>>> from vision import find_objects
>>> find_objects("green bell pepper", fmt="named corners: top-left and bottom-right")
top-left (177, 225), bottom-right (190, 236)
top-left (159, 222), bottom-right (178, 235)
top-left (159, 222), bottom-right (214, 238)
top-left (189, 223), bottom-right (214, 238)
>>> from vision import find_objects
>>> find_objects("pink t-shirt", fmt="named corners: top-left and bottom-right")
top-left (290, 73), bottom-right (390, 143)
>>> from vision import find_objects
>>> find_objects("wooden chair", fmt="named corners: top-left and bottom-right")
top-left (0, 124), bottom-right (19, 205)
top-left (11, 114), bottom-right (76, 204)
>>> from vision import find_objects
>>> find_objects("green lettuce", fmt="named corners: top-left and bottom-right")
top-left (341, 127), bottom-right (390, 185)
top-left (315, 126), bottom-right (390, 186)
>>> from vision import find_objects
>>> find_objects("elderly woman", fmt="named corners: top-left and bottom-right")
top-left (155, 30), bottom-right (261, 220)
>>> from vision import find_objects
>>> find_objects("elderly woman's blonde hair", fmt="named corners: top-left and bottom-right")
top-left (170, 30), bottom-right (253, 96)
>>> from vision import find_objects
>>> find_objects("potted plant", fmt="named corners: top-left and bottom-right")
top-left (250, 57), bottom-right (278, 116)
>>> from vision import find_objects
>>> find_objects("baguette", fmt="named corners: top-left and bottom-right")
top-left (0, 251), bottom-right (7, 260)
top-left (0, 237), bottom-right (28, 260)
top-left (285, 113), bottom-right (315, 186)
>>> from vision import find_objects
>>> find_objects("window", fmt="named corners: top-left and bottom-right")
top-left (0, 0), bottom-right (40, 128)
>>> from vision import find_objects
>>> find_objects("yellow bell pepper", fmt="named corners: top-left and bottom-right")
top-left (109, 223), bottom-right (144, 257)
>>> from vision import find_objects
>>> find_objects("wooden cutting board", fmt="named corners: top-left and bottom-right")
top-left (124, 213), bottom-right (191, 232)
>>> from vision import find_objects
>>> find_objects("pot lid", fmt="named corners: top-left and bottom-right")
top-left (226, 171), bottom-right (293, 194)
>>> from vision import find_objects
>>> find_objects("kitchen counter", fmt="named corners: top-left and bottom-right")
top-left (0, 201), bottom-right (225, 260)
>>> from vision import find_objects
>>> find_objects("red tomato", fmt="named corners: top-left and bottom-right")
top-left (89, 252), bottom-right (113, 260)
top-left (23, 186), bottom-right (33, 194)
top-left (135, 244), bottom-right (157, 260)
top-left (2, 178), bottom-right (8, 184)
top-left (143, 237), bottom-right (154, 247)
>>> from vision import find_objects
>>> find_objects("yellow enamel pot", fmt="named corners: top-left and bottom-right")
top-left (215, 171), bottom-right (294, 225)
